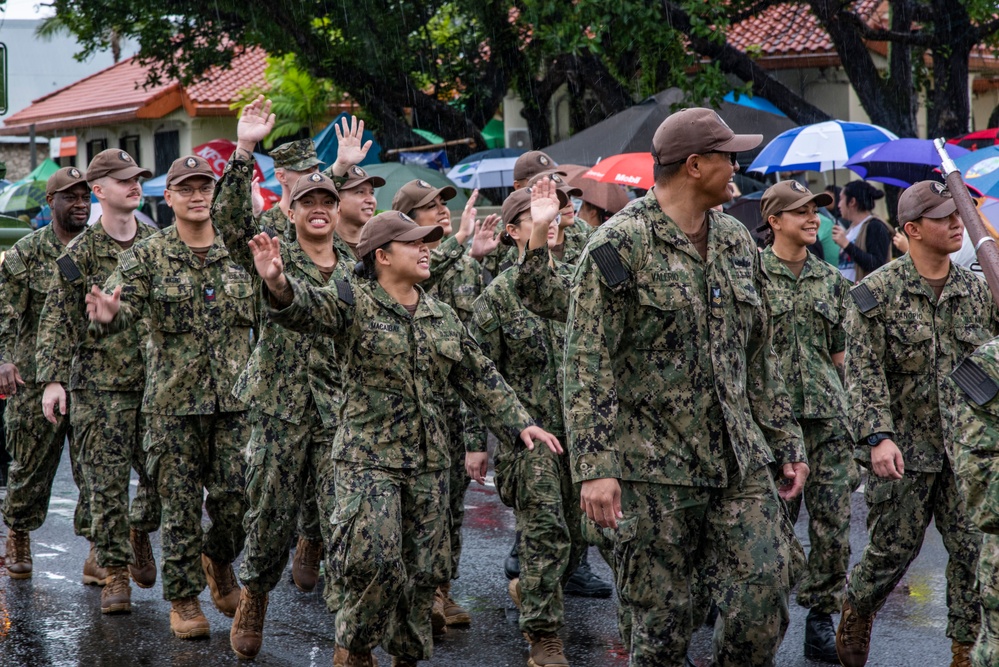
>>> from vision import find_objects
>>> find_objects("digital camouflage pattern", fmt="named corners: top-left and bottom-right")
top-left (844, 254), bottom-right (998, 643)
top-left (35, 220), bottom-right (156, 391)
top-left (259, 205), bottom-right (294, 242)
top-left (950, 338), bottom-right (999, 665)
top-left (563, 192), bottom-right (805, 487)
top-left (469, 263), bottom-right (582, 635)
top-left (0, 226), bottom-right (90, 536)
top-left (269, 138), bottom-right (321, 172)
top-left (266, 275), bottom-right (534, 658)
top-left (845, 253), bottom-right (999, 473)
top-left (514, 247), bottom-right (573, 323)
top-left (561, 192), bottom-right (804, 664)
top-left (761, 248), bottom-right (858, 613)
top-left (145, 411), bottom-right (249, 600)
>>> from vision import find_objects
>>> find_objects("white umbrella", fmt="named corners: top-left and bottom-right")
top-left (748, 120), bottom-right (899, 174)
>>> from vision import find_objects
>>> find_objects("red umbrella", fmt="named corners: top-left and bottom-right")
top-left (194, 139), bottom-right (267, 182)
top-left (583, 153), bottom-right (654, 190)
top-left (559, 164), bottom-right (631, 214)
top-left (947, 129), bottom-right (999, 153)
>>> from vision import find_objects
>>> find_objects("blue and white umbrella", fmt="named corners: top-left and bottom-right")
top-left (748, 120), bottom-right (898, 174)
top-left (447, 148), bottom-right (526, 189)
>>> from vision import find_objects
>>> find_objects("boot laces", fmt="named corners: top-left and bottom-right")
top-left (8, 530), bottom-right (29, 562)
top-left (538, 634), bottom-right (564, 657)
top-left (107, 569), bottom-right (130, 596)
top-left (213, 559), bottom-right (238, 595)
top-left (302, 540), bottom-right (322, 570)
top-left (132, 531), bottom-right (154, 567)
top-left (841, 608), bottom-right (872, 647)
top-left (952, 642), bottom-right (973, 667)
top-left (176, 597), bottom-right (202, 620)
top-left (237, 592), bottom-right (265, 632)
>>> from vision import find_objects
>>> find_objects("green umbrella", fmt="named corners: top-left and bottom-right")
top-left (0, 180), bottom-right (47, 215)
top-left (413, 128), bottom-right (445, 145)
top-left (364, 163), bottom-right (469, 213)
top-left (22, 158), bottom-right (60, 183)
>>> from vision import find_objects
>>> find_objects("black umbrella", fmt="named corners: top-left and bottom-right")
top-left (542, 88), bottom-right (797, 167)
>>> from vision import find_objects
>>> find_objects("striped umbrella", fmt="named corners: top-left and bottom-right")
top-left (748, 120), bottom-right (899, 174)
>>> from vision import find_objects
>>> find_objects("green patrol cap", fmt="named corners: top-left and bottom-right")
top-left (270, 139), bottom-right (322, 171)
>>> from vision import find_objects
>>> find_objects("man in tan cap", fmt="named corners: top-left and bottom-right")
top-left (562, 107), bottom-right (808, 665)
top-left (261, 138), bottom-right (323, 241)
top-left (35, 150), bottom-right (162, 615)
top-left (835, 180), bottom-right (999, 667)
top-left (1, 167), bottom-right (93, 585)
top-left (83, 97), bottom-right (276, 638)
top-left (513, 150), bottom-right (567, 190)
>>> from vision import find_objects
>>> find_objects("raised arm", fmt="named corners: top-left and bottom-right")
top-left (0, 247), bottom-right (30, 396)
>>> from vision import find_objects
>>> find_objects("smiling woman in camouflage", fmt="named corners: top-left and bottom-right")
top-left (248, 210), bottom-right (561, 667)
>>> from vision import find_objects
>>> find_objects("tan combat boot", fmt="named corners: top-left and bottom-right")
top-left (5, 528), bottom-right (32, 579)
top-left (101, 566), bottom-right (132, 614)
top-left (82, 541), bottom-right (110, 586)
top-left (431, 587), bottom-right (447, 636)
top-left (292, 536), bottom-right (323, 592)
top-left (439, 582), bottom-right (471, 626)
top-left (835, 599), bottom-right (874, 667)
top-left (128, 528), bottom-right (157, 588)
top-left (527, 633), bottom-right (570, 667)
top-left (230, 587), bottom-right (269, 659)
top-left (951, 639), bottom-right (973, 667)
top-left (170, 596), bottom-right (211, 639)
top-left (508, 577), bottom-right (522, 610)
top-left (333, 646), bottom-right (378, 667)
top-left (201, 552), bottom-right (240, 617)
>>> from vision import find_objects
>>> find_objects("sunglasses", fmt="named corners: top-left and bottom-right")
top-left (704, 151), bottom-right (738, 166)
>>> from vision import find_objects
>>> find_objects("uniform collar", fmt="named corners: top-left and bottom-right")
top-left (645, 189), bottom-right (739, 262)
top-left (369, 281), bottom-right (442, 320)
top-left (285, 240), bottom-right (338, 286)
top-left (900, 252), bottom-right (968, 304)
top-left (161, 224), bottom-right (229, 267)
top-left (761, 246), bottom-right (821, 280)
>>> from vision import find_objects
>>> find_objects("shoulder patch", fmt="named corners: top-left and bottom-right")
top-left (334, 278), bottom-right (354, 305)
top-left (591, 242), bottom-right (629, 288)
top-left (952, 357), bottom-right (999, 406)
top-left (472, 299), bottom-right (497, 332)
top-left (2, 247), bottom-right (26, 275)
top-left (850, 283), bottom-right (879, 313)
top-left (56, 255), bottom-right (82, 283)
top-left (261, 225), bottom-right (279, 239)
top-left (118, 248), bottom-right (140, 273)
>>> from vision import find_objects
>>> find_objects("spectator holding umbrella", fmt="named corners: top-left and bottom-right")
top-left (831, 181), bottom-right (892, 283)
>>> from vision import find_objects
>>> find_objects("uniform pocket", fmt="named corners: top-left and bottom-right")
top-left (151, 279), bottom-right (195, 333)
top-left (885, 323), bottom-right (933, 374)
top-left (223, 277), bottom-right (255, 327)
top-left (634, 282), bottom-right (689, 350)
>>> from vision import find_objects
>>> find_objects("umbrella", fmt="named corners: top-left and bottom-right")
top-left (949, 129), bottom-right (999, 153)
top-left (362, 162), bottom-right (469, 212)
top-left (723, 91), bottom-right (786, 117)
top-left (583, 153), bottom-right (654, 190)
top-left (447, 148), bottom-right (526, 189)
top-left (748, 120), bottom-right (899, 174)
top-left (21, 159), bottom-right (61, 183)
top-left (0, 180), bottom-right (47, 214)
top-left (844, 139), bottom-right (969, 188)
top-left (979, 197), bottom-right (999, 234)
top-left (559, 164), bottom-right (630, 214)
top-left (953, 146), bottom-right (999, 199)
top-left (542, 87), bottom-right (797, 167)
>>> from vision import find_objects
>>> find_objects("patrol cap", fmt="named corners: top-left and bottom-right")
top-left (390, 179), bottom-right (457, 215)
top-left (527, 171), bottom-right (582, 199)
top-left (759, 180), bottom-right (833, 226)
top-left (339, 165), bottom-right (387, 191)
top-left (513, 151), bottom-right (567, 182)
top-left (356, 210), bottom-right (444, 257)
top-left (270, 139), bottom-right (322, 171)
top-left (501, 186), bottom-right (570, 226)
top-left (165, 155), bottom-right (217, 188)
top-left (290, 172), bottom-right (340, 202)
top-left (46, 167), bottom-right (89, 196)
top-left (651, 108), bottom-right (762, 165)
top-left (86, 148), bottom-right (152, 182)
top-left (897, 180), bottom-right (958, 224)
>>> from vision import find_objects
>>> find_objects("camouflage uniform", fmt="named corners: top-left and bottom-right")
top-left (0, 226), bottom-right (86, 536)
top-left (469, 259), bottom-right (584, 636)
top-left (35, 220), bottom-right (161, 568)
top-left (100, 157), bottom-right (261, 600)
top-left (210, 158), bottom-right (350, 597)
top-left (266, 275), bottom-right (534, 661)
top-left (762, 247), bottom-right (859, 614)
top-left (844, 254), bottom-right (999, 644)
top-left (951, 338), bottom-right (999, 666)
top-left (258, 206), bottom-right (293, 242)
top-left (562, 192), bottom-right (806, 666)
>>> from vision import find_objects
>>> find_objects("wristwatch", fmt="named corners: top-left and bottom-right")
top-left (866, 432), bottom-right (892, 446)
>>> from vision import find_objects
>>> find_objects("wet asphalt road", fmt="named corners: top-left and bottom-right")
top-left (0, 447), bottom-right (953, 666)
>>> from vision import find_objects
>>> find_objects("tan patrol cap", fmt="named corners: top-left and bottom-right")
top-left (356, 210), bottom-right (445, 257)
top-left (513, 150), bottom-right (567, 182)
top-left (46, 167), bottom-right (89, 196)
top-left (528, 171), bottom-right (582, 199)
top-left (651, 108), bottom-right (762, 165)
top-left (391, 179), bottom-right (457, 215)
top-left (86, 148), bottom-right (152, 182)
top-left (897, 180), bottom-right (958, 224)
top-left (165, 155), bottom-right (216, 188)
top-left (501, 185), bottom-right (570, 226)
top-left (339, 165), bottom-right (387, 191)
top-left (290, 172), bottom-right (340, 202)
top-left (760, 180), bottom-right (833, 223)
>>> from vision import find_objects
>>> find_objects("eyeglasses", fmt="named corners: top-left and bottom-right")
top-left (705, 152), bottom-right (738, 166)
top-left (168, 184), bottom-right (215, 197)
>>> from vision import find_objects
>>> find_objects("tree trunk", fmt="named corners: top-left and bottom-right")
top-left (926, 0), bottom-right (974, 139)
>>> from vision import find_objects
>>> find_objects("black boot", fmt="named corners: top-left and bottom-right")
top-left (804, 608), bottom-right (839, 663)
top-left (563, 550), bottom-right (612, 598)
top-left (504, 534), bottom-right (520, 581)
